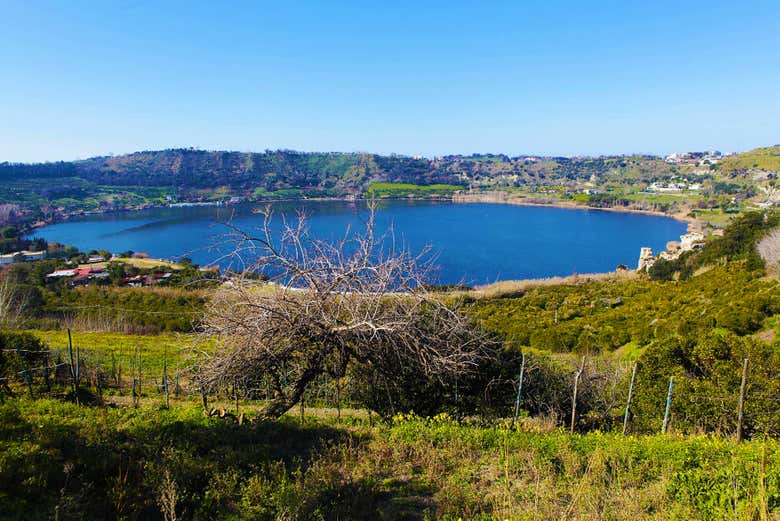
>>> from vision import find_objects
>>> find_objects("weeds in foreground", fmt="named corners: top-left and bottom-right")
top-left (2, 400), bottom-right (779, 520)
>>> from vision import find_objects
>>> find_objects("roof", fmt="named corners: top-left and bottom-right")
top-left (47, 269), bottom-right (78, 278)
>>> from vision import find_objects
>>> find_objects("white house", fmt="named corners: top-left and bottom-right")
top-left (0, 250), bottom-right (47, 266)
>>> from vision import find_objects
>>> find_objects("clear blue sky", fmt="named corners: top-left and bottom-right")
top-left (1, 0), bottom-right (779, 162)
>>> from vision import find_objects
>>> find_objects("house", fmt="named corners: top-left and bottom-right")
top-left (86, 255), bottom-right (106, 263)
top-left (47, 269), bottom-right (78, 279)
top-left (120, 272), bottom-right (172, 287)
top-left (680, 232), bottom-right (704, 251)
top-left (0, 250), bottom-right (47, 266)
top-left (70, 267), bottom-right (109, 286)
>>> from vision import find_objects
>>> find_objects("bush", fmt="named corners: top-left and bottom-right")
top-left (0, 332), bottom-right (48, 395)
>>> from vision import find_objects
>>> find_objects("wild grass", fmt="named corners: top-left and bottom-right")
top-left (27, 329), bottom-right (203, 373)
top-left (1, 399), bottom-right (778, 520)
top-left (78, 257), bottom-right (186, 270)
top-left (468, 270), bottom-right (638, 299)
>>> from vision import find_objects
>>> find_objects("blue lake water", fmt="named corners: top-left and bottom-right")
top-left (30, 200), bottom-right (687, 285)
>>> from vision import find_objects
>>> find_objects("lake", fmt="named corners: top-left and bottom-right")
top-left (31, 200), bottom-right (687, 285)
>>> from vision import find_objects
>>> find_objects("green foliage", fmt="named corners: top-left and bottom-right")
top-left (0, 225), bottom-right (48, 255)
top-left (717, 145), bottom-right (780, 173)
top-left (366, 182), bottom-right (464, 198)
top-left (471, 262), bottom-right (780, 354)
top-left (4, 147), bottom-right (747, 226)
top-left (647, 257), bottom-right (677, 280)
top-left (3, 398), bottom-right (780, 520)
top-left (39, 287), bottom-right (206, 333)
top-left (0, 332), bottom-right (47, 394)
top-left (630, 330), bottom-right (780, 435)
top-left (28, 330), bottom-right (198, 373)
top-left (696, 211), bottom-right (780, 267)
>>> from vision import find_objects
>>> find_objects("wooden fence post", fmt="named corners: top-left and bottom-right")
top-left (570, 355), bottom-right (586, 434)
top-left (163, 358), bottom-right (170, 409)
top-left (130, 355), bottom-right (137, 407)
top-left (135, 345), bottom-right (141, 399)
top-left (622, 363), bottom-right (638, 435)
top-left (737, 358), bottom-right (749, 443)
top-left (117, 346), bottom-right (124, 391)
top-left (16, 345), bottom-right (33, 398)
top-left (75, 342), bottom-right (80, 388)
top-left (96, 368), bottom-right (104, 405)
top-left (200, 385), bottom-right (208, 412)
top-left (43, 350), bottom-right (51, 392)
top-left (67, 328), bottom-right (79, 404)
top-left (513, 352), bottom-right (526, 425)
top-left (336, 377), bottom-right (342, 424)
top-left (662, 376), bottom-right (674, 434)
top-left (234, 377), bottom-right (239, 416)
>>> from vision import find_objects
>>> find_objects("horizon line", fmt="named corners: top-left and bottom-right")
top-left (3, 144), bottom-right (770, 165)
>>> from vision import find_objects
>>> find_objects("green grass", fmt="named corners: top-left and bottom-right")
top-left (718, 145), bottom-right (780, 173)
top-left (1, 397), bottom-right (779, 520)
top-left (366, 182), bottom-right (464, 198)
top-left (252, 188), bottom-right (306, 199)
top-left (692, 208), bottom-right (738, 227)
top-left (27, 330), bottom-right (201, 372)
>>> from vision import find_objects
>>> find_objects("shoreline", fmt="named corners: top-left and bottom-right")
top-left (26, 194), bottom-right (695, 284)
top-left (29, 192), bottom-right (697, 230)
top-left (451, 191), bottom-right (698, 229)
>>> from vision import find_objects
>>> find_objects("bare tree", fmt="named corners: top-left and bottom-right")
top-left (757, 227), bottom-right (780, 273)
top-left (0, 273), bottom-right (29, 329)
top-left (196, 205), bottom-right (486, 419)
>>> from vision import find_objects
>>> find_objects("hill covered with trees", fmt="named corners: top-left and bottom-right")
top-left (5, 145), bottom-right (779, 227)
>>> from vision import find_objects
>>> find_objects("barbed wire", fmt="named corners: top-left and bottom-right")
top-left (46, 305), bottom-right (201, 316)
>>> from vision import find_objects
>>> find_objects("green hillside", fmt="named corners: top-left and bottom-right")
top-left (1, 146), bottom-right (778, 229)
top-left (718, 145), bottom-right (780, 173)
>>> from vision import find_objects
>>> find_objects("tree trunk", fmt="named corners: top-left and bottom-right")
top-left (258, 364), bottom-right (322, 419)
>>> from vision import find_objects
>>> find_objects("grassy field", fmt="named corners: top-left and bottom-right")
top-left (79, 257), bottom-right (186, 270)
top-left (1, 397), bottom-right (779, 520)
top-left (366, 182), bottom-right (464, 198)
top-left (28, 330), bottom-right (202, 373)
top-left (718, 145), bottom-right (780, 173)
top-left (691, 208), bottom-right (739, 227)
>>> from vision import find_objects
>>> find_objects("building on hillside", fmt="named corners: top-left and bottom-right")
top-left (0, 250), bottom-right (47, 266)
top-left (46, 266), bottom-right (108, 286)
top-left (680, 232), bottom-right (705, 251)
top-left (121, 272), bottom-right (172, 287)
top-left (46, 269), bottom-right (78, 279)
top-left (638, 247), bottom-right (655, 271)
top-left (70, 267), bottom-right (109, 286)
top-left (638, 231), bottom-right (707, 272)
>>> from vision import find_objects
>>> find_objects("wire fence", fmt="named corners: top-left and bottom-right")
top-left (1, 328), bottom-right (776, 439)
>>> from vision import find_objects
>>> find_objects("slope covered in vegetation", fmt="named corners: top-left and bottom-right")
top-left (5, 146), bottom-right (775, 226)
top-left (717, 145), bottom-right (780, 174)
top-left (2, 398), bottom-right (779, 521)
